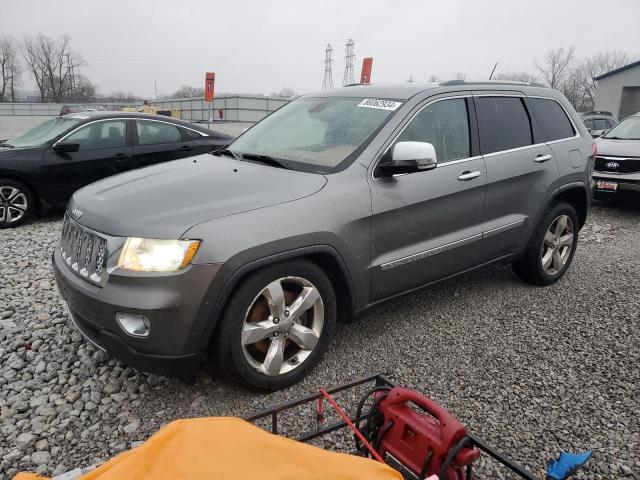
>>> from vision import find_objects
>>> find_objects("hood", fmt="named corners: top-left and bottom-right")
top-left (595, 137), bottom-right (640, 157)
top-left (71, 154), bottom-right (327, 238)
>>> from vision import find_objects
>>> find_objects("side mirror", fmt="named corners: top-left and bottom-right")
top-left (53, 142), bottom-right (80, 153)
top-left (378, 141), bottom-right (438, 176)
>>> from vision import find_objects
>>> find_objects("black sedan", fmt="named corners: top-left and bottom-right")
top-left (0, 112), bottom-right (232, 227)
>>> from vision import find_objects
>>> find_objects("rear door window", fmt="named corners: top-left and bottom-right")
top-left (136, 120), bottom-right (181, 145)
top-left (584, 119), bottom-right (595, 129)
top-left (475, 97), bottom-right (532, 154)
top-left (525, 98), bottom-right (575, 142)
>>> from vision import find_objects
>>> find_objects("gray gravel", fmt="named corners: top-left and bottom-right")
top-left (1, 201), bottom-right (639, 479)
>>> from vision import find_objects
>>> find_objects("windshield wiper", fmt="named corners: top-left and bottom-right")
top-left (240, 153), bottom-right (292, 170)
top-left (213, 148), bottom-right (242, 160)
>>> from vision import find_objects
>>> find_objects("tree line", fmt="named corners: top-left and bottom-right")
top-left (1, 33), bottom-right (96, 103)
top-left (459, 48), bottom-right (631, 112)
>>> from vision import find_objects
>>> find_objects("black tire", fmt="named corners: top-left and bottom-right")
top-left (512, 202), bottom-right (579, 286)
top-left (0, 178), bottom-right (34, 229)
top-left (214, 259), bottom-right (337, 390)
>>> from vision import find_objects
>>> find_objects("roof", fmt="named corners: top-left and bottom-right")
top-left (308, 80), bottom-right (555, 100)
top-left (593, 59), bottom-right (640, 81)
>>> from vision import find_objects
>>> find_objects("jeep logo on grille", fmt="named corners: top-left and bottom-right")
top-left (606, 161), bottom-right (619, 169)
top-left (71, 207), bottom-right (83, 219)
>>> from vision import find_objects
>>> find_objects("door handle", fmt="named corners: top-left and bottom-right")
top-left (457, 170), bottom-right (482, 181)
top-left (534, 154), bottom-right (553, 163)
top-left (112, 153), bottom-right (128, 160)
top-left (179, 146), bottom-right (193, 152)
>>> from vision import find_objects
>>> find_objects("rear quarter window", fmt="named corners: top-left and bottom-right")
top-left (525, 98), bottom-right (575, 142)
top-left (475, 96), bottom-right (533, 154)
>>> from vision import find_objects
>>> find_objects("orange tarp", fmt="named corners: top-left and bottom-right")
top-left (14, 417), bottom-right (402, 480)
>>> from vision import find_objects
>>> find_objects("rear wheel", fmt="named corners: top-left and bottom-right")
top-left (0, 179), bottom-right (34, 228)
top-left (512, 202), bottom-right (578, 286)
top-left (214, 259), bottom-right (336, 390)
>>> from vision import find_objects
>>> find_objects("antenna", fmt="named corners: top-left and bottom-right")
top-left (342, 39), bottom-right (355, 86)
top-left (489, 63), bottom-right (498, 80)
top-left (322, 44), bottom-right (334, 90)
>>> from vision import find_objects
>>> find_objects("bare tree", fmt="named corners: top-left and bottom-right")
top-left (535, 47), bottom-right (576, 90)
top-left (270, 86), bottom-right (297, 98)
top-left (172, 85), bottom-right (204, 98)
top-left (581, 51), bottom-right (630, 109)
top-left (493, 71), bottom-right (539, 83)
top-left (427, 75), bottom-right (441, 82)
top-left (0, 34), bottom-right (20, 102)
top-left (22, 34), bottom-right (90, 102)
top-left (454, 72), bottom-right (467, 81)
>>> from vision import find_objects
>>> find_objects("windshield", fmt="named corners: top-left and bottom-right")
top-left (603, 116), bottom-right (640, 140)
top-left (9, 116), bottom-right (84, 148)
top-left (227, 97), bottom-right (401, 172)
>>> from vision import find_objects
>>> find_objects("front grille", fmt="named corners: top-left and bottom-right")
top-left (594, 156), bottom-right (640, 174)
top-left (60, 215), bottom-right (108, 285)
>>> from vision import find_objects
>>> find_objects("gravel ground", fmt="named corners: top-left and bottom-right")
top-left (0, 115), bottom-right (250, 140)
top-left (1, 201), bottom-right (638, 479)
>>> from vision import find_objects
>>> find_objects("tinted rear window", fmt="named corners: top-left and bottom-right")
top-left (526, 98), bottom-right (575, 142)
top-left (475, 97), bottom-right (532, 154)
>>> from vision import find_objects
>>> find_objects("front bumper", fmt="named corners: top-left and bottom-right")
top-left (592, 171), bottom-right (640, 195)
top-left (53, 247), bottom-right (226, 379)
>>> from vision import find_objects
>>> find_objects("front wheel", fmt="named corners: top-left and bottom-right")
top-left (512, 202), bottom-right (579, 286)
top-left (214, 259), bottom-right (337, 390)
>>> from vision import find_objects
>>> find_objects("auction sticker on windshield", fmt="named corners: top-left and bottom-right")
top-left (357, 99), bottom-right (402, 111)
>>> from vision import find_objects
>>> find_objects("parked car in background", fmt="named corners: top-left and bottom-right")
top-left (60, 105), bottom-right (91, 116)
top-left (593, 113), bottom-right (640, 199)
top-left (53, 82), bottom-right (593, 390)
top-left (0, 112), bottom-right (232, 227)
top-left (580, 111), bottom-right (618, 137)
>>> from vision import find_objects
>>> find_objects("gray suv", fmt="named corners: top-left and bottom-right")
top-left (53, 82), bottom-right (594, 390)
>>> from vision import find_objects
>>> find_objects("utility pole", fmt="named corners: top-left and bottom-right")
top-left (154, 80), bottom-right (158, 102)
top-left (342, 39), bottom-right (355, 86)
top-left (322, 44), bottom-right (334, 90)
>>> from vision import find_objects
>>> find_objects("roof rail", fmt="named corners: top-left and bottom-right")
top-left (439, 79), bottom-right (546, 88)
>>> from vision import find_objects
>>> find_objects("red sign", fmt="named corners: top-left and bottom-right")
top-left (360, 58), bottom-right (373, 84)
top-left (204, 72), bottom-right (215, 102)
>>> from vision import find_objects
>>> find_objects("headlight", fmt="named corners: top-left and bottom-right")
top-left (117, 238), bottom-right (200, 272)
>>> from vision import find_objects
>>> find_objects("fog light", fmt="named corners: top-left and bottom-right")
top-left (115, 313), bottom-right (150, 337)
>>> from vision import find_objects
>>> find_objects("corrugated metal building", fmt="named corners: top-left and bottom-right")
top-left (151, 95), bottom-right (290, 122)
top-left (594, 60), bottom-right (640, 119)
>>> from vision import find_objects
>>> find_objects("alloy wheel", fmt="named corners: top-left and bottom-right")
top-left (540, 214), bottom-right (574, 275)
top-left (241, 276), bottom-right (324, 376)
top-left (0, 186), bottom-right (28, 225)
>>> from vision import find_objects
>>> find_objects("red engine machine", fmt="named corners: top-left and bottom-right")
top-left (357, 387), bottom-right (480, 480)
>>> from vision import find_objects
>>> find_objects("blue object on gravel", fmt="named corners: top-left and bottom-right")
top-left (546, 451), bottom-right (592, 479)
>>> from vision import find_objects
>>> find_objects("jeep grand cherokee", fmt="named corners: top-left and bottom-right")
top-left (53, 81), bottom-right (594, 390)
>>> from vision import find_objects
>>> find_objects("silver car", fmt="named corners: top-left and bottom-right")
top-left (53, 81), bottom-right (594, 390)
top-left (593, 113), bottom-right (640, 199)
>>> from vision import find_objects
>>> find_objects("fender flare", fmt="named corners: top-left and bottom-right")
top-left (195, 244), bottom-right (358, 352)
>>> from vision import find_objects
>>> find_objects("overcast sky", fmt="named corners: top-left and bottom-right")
top-left (2, 0), bottom-right (639, 98)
